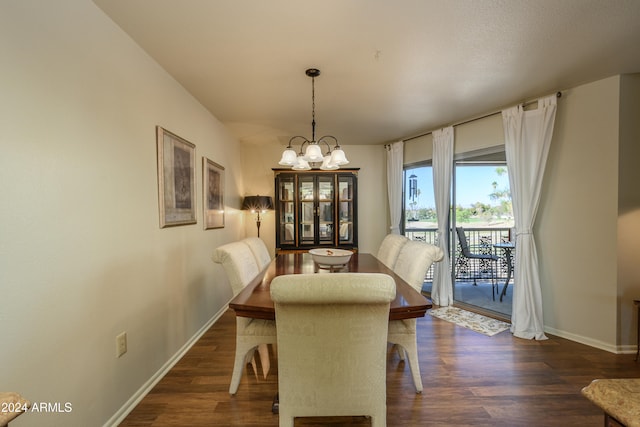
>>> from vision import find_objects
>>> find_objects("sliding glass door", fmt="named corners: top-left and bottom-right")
top-left (453, 154), bottom-right (513, 316)
top-left (403, 148), bottom-right (514, 317)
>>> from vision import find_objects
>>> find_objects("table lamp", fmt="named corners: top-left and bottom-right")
top-left (242, 195), bottom-right (274, 237)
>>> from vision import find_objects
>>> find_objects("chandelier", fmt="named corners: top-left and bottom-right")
top-left (279, 68), bottom-right (349, 170)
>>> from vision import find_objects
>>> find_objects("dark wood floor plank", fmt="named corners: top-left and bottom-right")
top-left (119, 308), bottom-right (640, 426)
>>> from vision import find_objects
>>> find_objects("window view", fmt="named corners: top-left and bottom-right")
top-left (454, 162), bottom-right (513, 316)
top-left (403, 164), bottom-right (438, 284)
top-left (404, 165), bottom-right (436, 234)
top-left (454, 165), bottom-right (513, 229)
top-left (403, 153), bottom-right (514, 317)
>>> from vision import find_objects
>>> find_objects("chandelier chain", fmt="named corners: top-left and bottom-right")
top-left (311, 74), bottom-right (316, 142)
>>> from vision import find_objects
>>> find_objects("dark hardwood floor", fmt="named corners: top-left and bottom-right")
top-left (119, 308), bottom-right (639, 426)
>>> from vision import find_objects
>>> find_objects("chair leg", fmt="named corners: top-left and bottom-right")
top-left (249, 353), bottom-right (258, 379)
top-left (229, 342), bottom-right (258, 395)
top-left (258, 343), bottom-right (271, 379)
top-left (395, 344), bottom-right (406, 361)
top-left (392, 339), bottom-right (423, 393)
top-left (404, 342), bottom-right (423, 393)
top-left (493, 259), bottom-right (498, 301)
top-left (371, 411), bottom-right (387, 427)
top-left (278, 409), bottom-right (294, 427)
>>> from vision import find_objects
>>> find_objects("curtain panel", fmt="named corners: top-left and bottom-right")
top-left (502, 95), bottom-right (557, 340)
top-left (431, 127), bottom-right (454, 306)
top-left (386, 141), bottom-right (404, 234)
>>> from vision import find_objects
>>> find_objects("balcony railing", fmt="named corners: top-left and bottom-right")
top-left (404, 226), bottom-right (513, 282)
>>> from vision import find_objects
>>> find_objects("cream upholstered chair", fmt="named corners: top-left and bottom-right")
top-left (388, 240), bottom-right (444, 393)
top-left (244, 237), bottom-right (272, 270)
top-left (271, 273), bottom-right (396, 427)
top-left (241, 237), bottom-right (274, 376)
top-left (376, 233), bottom-right (409, 269)
top-left (213, 241), bottom-right (261, 295)
top-left (212, 240), bottom-right (277, 394)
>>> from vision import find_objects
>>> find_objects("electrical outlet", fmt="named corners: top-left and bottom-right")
top-left (116, 332), bottom-right (127, 358)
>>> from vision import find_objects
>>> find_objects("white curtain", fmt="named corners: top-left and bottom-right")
top-left (431, 127), bottom-right (454, 306)
top-left (386, 141), bottom-right (404, 234)
top-left (502, 95), bottom-right (557, 340)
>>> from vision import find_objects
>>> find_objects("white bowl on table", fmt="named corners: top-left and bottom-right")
top-left (309, 248), bottom-right (353, 270)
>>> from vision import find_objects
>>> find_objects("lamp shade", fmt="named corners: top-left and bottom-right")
top-left (279, 148), bottom-right (298, 166)
top-left (320, 155), bottom-right (339, 170)
top-left (303, 143), bottom-right (324, 162)
top-left (242, 195), bottom-right (274, 212)
top-left (329, 148), bottom-right (349, 166)
top-left (292, 156), bottom-right (311, 170)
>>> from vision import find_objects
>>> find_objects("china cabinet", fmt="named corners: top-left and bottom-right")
top-left (274, 169), bottom-right (358, 252)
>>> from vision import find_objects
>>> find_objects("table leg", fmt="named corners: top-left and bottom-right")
top-left (499, 249), bottom-right (513, 302)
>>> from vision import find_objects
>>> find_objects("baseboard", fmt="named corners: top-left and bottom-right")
top-left (543, 326), bottom-right (636, 355)
top-left (103, 305), bottom-right (229, 427)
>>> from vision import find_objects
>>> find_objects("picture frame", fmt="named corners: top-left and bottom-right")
top-left (203, 157), bottom-right (225, 229)
top-left (156, 126), bottom-right (197, 228)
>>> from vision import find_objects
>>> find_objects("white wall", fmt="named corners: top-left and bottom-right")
top-left (537, 77), bottom-right (620, 349)
top-left (0, 1), bottom-right (244, 426)
top-left (617, 73), bottom-right (640, 349)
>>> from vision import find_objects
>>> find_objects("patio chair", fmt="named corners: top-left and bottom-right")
top-left (455, 227), bottom-right (499, 299)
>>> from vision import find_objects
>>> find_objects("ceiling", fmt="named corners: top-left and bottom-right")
top-left (93, 0), bottom-right (640, 147)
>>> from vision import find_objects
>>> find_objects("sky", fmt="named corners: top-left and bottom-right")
top-left (405, 165), bottom-right (510, 208)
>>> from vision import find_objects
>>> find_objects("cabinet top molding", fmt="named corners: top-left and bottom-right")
top-left (273, 168), bottom-right (360, 175)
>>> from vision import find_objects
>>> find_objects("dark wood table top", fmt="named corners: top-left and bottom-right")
top-left (229, 252), bottom-right (432, 321)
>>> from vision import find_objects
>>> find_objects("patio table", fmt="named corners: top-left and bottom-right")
top-left (493, 242), bottom-right (515, 302)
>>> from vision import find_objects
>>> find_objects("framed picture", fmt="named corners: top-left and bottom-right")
top-left (156, 126), bottom-right (197, 228)
top-left (203, 157), bottom-right (225, 229)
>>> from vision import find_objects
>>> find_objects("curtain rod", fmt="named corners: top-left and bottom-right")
top-left (400, 91), bottom-right (562, 143)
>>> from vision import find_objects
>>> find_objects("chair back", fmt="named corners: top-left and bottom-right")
top-left (376, 234), bottom-right (409, 269)
top-left (212, 241), bottom-right (260, 295)
top-left (243, 237), bottom-right (271, 270)
top-left (271, 273), bottom-right (395, 425)
top-left (394, 240), bottom-right (444, 292)
top-left (456, 227), bottom-right (473, 257)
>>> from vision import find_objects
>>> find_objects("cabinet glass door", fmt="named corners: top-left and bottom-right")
top-left (338, 175), bottom-right (355, 245)
top-left (317, 175), bottom-right (334, 245)
top-left (278, 175), bottom-right (295, 246)
top-left (299, 176), bottom-right (315, 245)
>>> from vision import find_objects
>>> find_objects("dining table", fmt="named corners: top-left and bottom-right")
top-left (229, 252), bottom-right (432, 321)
